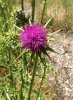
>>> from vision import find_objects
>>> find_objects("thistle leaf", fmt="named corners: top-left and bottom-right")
top-left (42, 50), bottom-right (52, 61)
top-left (48, 29), bottom-right (61, 38)
top-left (49, 39), bottom-right (62, 43)
top-left (45, 46), bottom-right (60, 54)
top-left (44, 17), bottom-right (53, 28)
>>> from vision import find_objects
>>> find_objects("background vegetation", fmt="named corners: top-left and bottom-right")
top-left (0, 0), bottom-right (73, 100)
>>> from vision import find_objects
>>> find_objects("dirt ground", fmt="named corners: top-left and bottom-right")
top-left (48, 31), bottom-right (73, 100)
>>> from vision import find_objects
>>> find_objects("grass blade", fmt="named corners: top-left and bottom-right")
top-left (3, 89), bottom-right (10, 100)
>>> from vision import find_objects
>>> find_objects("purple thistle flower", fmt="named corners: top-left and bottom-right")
top-left (20, 24), bottom-right (48, 52)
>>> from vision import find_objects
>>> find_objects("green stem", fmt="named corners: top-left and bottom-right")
top-left (19, 69), bottom-right (24, 100)
top-left (8, 47), bottom-right (14, 87)
top-left (41, 0), bottom-right (47, 24)
top-left (36, 55), bottom-right (46, 99)
top-left (26, 53), bottom-right (34, 82)
top-left (31, 0), bottom-right (35, 23)
top-left (21, 0), bottom-right (24, 11)
top-left (37, 67), bottom-right (46, 99)
top-left (27, 54), bottom-right (38, 100)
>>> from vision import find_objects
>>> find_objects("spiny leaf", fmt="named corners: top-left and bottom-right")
top-left (45, 46), bottom-right (61, 54)
top-left (48, 29), bottom-right (61, 38)
top-left (42, 50), bottom-right (52, 62)
top-left (44, 17), bottom-right (53, 28)
top-left (49, 39), bottom-right (62, 43)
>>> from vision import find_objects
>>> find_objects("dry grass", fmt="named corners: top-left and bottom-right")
top-left (18, 0), bottom-right (73, 29)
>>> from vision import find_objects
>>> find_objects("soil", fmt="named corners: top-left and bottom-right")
top-left (48, 31), bottom-right (73, 100)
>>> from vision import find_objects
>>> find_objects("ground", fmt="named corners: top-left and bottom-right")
top-left (48, 31), bottom-right (73, 100)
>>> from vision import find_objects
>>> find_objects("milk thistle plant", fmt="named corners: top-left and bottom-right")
top-left (18, 0), bottom-right (59, 100)
top-left (0, 0), bottom-right (60, 100)
top-left (20, 23), bottom-right (55, 100)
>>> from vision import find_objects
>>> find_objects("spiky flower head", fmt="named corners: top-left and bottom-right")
top-left (20, 24), bottom-right (48, 52)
